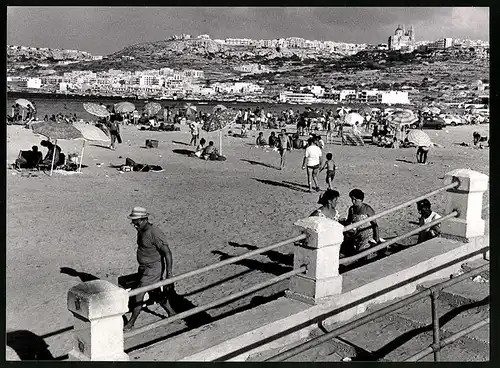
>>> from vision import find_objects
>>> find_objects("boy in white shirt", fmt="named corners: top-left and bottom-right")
top-left (417, 199), bottom-right (442, 243)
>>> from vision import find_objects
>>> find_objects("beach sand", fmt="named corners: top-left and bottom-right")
top-left (6, 123), bottom-right (489, 359)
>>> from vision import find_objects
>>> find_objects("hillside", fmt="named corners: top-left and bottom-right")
top-left (8, 39), bottom-right (489, 100)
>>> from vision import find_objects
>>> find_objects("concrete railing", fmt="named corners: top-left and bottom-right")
top-left (66, 169), bottom-right (488, 361)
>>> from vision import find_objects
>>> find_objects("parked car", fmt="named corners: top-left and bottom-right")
top-left (441, 114), bottom-right (467, 126)
top-left (410, 117), bottom-right (445, 130)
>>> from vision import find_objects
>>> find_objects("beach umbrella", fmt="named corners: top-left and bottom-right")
top-left (31, 121), bottom-right (84, 176)
top-left (202, 108), bottom-right (239, 155)
top-left (73, 123), bottom-right (110, 173)
top-left (336, 107), bottom-right (350, 116)
top-left (342, 112), bottom-right (364, 126)
top-left (212, 104), bottom-right (228, 113)
top-left (114, 101), bottom-right (135, 114)
top-left (182, 102), bottom-right (197, 112)
top-left (359, 106), bottom-right (373, 115)
top-left (15, 98), bottom-right (35, 109)
top-left (407, 129), bottom-right (432, 147)
top-left (387, 110), bottom-right (417, 126)
top-left (144, 102), bottom-right (162, 117)
top-left (83, 103), bottom-right (110, 118)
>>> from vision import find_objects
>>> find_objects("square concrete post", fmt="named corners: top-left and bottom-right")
top-left (286, 216), bottom-right (344, 305)
top-left (442, 169), bottom-right (489, 242)
top-left (67, 280), bottom-right (129, 361)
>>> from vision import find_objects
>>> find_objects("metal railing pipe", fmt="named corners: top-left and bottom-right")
top-left (128, 234), bottom-right (306, 297)
top-left (430, 291), bottom-right (441, 361)
top-left (265, 263), bottom-right (488, 361)
top-left (404, 318), bottom-right (489, 362)
top-left (125, 266), bottom-right (307, 338)
top-left (343, 181), bottom-right (459, 233)
top-left (340, 211), bottom-right (458, 265)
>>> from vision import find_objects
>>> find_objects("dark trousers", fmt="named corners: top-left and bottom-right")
top-left (417, 147), bottom-right (428, 163)
top-left (110, 131), bottom-right (122, 146)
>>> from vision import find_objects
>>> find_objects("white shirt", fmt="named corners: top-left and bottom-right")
top-left (304, 145), bottom-right (322, 167)
top-left (423, 211), bottom-right (441, 225)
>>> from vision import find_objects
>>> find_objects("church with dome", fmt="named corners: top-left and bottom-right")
top-left (388, 24), bottom-right (416, 52)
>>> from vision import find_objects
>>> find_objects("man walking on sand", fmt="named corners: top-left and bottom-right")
top-left (124, 207), bottom-right (176, 331)
top-left (278, 129), bottom-right (292, 170)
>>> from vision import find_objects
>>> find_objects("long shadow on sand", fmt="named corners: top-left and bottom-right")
top-left (228, 242), bottom-right (293, 266)
top-left (60, 267), bottom-right (100, 282)
top-left (172, 148), bottom-right (195, 156)
top-left (7, 330), bottom-right (55, 360)
top-left (241, 159), bottom-right (276, 170)
top-left (172, 140), bottom-right (190, 146)
top-left (211, 250), bottom-right (292, 276)
top-left (253, 178), bottom-right (308, 193)
top-left (282, 180), bottom-right (309, 189)
top-left (90, 143), bottom-right (111, 150)
top-left (395, 159), bottom-right (416, 164)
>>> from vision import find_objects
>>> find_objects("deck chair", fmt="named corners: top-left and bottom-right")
top-left (14, 150), bottom-right (43, 170)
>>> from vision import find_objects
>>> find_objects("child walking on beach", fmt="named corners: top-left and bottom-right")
top-left (320, 153), bottom-right (336, 190)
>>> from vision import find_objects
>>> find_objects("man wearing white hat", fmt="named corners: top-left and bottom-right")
top-left (124, 207), bottom-right (176, 331)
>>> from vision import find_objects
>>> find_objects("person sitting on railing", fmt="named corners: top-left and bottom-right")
top-left (124, 207), bottom-right (177, 331)
top-left (340, 189), bottom-right (381, 257)
top-left (416, 199), bottom-right (442, 243)
top-left (310, 189), bottom-right (340, 221)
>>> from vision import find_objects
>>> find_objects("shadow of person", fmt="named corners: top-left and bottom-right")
top-left (90, 143), bottom-right (111, 150)
top-left (172, 149), bottom-right (195, 156)
top-left (228, 242), bottom-right (293, 266)
top-left (60, 267), bottom-right (99, 282)
top-left (252, 178), bottom-right (308, 193)
top-left (241, 159), bottom-right (276, 169)
top-left (7, 330), bottom-right (54, 360)
top-left (166, 286), bottom-right (214, 329)
top-left (212, 250), bottom-right (292, 276)
top-left (172, 140), bottom-right (191, 146)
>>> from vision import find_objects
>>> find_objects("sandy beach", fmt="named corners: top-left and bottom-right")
top-left (6, 122), bottom-right (489, 359)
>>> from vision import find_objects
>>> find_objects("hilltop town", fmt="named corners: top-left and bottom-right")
top-left (7, 29), bottom-right (489, 106)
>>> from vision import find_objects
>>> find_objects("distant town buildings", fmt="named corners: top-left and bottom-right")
top-left (279, 87), bottom-right (410, 105)
top-left (388, 24), bottom-right (416, 52)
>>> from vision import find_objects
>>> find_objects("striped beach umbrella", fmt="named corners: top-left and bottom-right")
top-left (407, 129), bottom-right (432, 147)
top-left (15, 98), bottom-right (35, 109)
top-left (73, 122), bottom-right (110, 172)
top-left (31, 121), bottom-right (85, 176)
top-left (202, 108), bottom-right (239, 155)
top-left (387, 110), bottom-right (417, 126)
top-left (83, 103), bottom-right (110, 118)
top-left (144, 102), bottom-right (162, 117)
top-left (342, 112), bottom-right (364, 126)
top-left (114, 102), bottom-right (135, 114)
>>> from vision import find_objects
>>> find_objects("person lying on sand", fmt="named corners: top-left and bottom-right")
top-left (123, 158), bottom-right (164, 172)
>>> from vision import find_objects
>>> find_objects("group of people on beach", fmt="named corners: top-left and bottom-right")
top-left (8, 103), bottom-right (37, 124)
